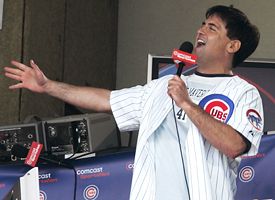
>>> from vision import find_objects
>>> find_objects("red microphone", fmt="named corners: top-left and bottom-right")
top-left (24, 141), bottom-right (43, 167)
top-left (11, 143), bottom-right (71, 168)
top-left (172, 42), bottom-right (197, 76)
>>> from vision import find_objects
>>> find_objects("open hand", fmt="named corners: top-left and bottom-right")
top-left (4, 60), bottom-right (48, 93)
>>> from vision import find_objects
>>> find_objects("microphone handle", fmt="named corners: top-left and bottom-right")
top-left (176, 62), bottom-right (185, 76)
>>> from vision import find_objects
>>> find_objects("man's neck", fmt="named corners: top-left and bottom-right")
top-left (196, 64), bottom-right (233, 75)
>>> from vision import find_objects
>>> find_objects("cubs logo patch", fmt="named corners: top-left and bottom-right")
top-left (40, 190), bottom-right (47, 200)
top-left (199, 94), bottom-right (234, 123)
top-left (239, 166), bottom-right (254, 182)
top-left (246, 109), bottom-right (263, 131)
top-left (83, 185), bottom-right (99, 200)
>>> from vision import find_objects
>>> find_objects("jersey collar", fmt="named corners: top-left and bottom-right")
top-left (195, 71), bottom-right (234, 77)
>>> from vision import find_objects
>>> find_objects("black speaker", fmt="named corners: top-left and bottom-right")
top-left (42, 113), bottom-right (119, 156)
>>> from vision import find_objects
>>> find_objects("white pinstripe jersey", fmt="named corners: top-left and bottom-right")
top-left (110, 72), bottom-right (263, 200)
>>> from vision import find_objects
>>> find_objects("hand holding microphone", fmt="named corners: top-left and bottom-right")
top-left (168, 41), bottom-right (195, 108)
top-left (170, 42), bottom-right (196, 199)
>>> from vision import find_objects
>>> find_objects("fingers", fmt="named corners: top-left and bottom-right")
top-left (4, 60), bottom-right (28, 80)
top-left (30, 59), bottom-right (38, 69)
top-left (5, 59), bottom-right (40, 81)
top-left (4, 67), bottom-right (23, 82)
top-left (4, 66), bottom-right (23, 76)
top-left (169, 75), bottom-right (182, 83)
top-left (10, 60), bottom-right (29, 71)
top-left (168, 75), bottom-right (184, 88)
top-left (8, 59), bottom-right (39, 72)
top-left (30, 59), bottom-right (42, 73)
top-left (5, 72), bottom-right (22, 82)
top-left (167, 75), bottom-right (187, 98)
top-left (7, 59), bottom-right (39, 73)
top-left (9, 82), bottom-right (24, 90)
top-left (4, 60), bottom-right (41, 91)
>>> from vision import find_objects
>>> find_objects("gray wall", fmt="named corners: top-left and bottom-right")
top-left (116, 0), bottom-right (275, 88)
top-left (0, 0), bottom-right (118, 125)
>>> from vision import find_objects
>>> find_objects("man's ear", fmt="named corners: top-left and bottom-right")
top-left (227, 40), bottom-right (241, 54)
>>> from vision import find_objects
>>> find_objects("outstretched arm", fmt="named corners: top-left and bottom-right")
top-left (4, 60), bottom-right (111, 112)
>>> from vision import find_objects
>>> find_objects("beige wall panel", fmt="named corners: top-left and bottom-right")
top-left (0, 1), bottom-right (24, 125)
top-left (20, 0), bottom-right (66, 121)
top-left (63, 0), bottom-right (117, 90)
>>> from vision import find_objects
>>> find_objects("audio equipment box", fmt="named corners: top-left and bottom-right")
top-left (0, 122), bottom-right (44, 159)
top-left (0, 113), bottom-right (119, 159)
top-left (41, 113), bottom-right (119, 156)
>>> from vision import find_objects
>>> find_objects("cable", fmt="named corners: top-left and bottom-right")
top-left (116, 126), bottom-right (122, 148)
top-left (72, 166), bottom-right (77, 200)
top-left (172, 99), bottom-right (191, 200)
top-left (128, 131), bottom-right (133, 147)
top-left (52, 160), bottom-right (78, 200)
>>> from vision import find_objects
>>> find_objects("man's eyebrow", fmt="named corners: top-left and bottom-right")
top-left (202, 21), bottom-right (220, 29)
top-left (208, 22), bottom-right (219, 28)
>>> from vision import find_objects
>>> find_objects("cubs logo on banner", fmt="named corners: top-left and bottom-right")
top-left (238, 166), bottom-right (255, 183)
top-left (39, 190), bottom-right (47, 200)
top-left (83, 185), bottom-right (99, 200)
top-left (125, 162), bottom-right (134, 171)
top-left (199, 94), bottom-right (234, 123)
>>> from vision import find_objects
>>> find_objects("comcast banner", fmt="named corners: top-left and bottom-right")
top-left (236, 134), bottom-right (275, 199)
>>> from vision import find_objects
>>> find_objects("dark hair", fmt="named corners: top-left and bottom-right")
top-left (206, 5), bottom-right (260, 67)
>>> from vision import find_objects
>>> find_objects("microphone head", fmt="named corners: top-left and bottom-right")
top-left (179, 41), bottom-right (193, 54)
top-left (11, 144), bottom-right (29, 158)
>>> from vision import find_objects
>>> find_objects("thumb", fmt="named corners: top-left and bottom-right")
top-left (30, 59), bottom-right (38, 68)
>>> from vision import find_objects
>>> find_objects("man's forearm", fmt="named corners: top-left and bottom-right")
top-left (183, 102), bottom-right (247, 158)
top-left (44, 80), bottom-right (112, 112)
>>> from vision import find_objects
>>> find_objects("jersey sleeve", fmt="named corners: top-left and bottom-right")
top-left (229, 85), bottom-right (264, 156)
top-left (110, 75), bottom-right (173, 132)
top-left (110, 85), bottom-right (144, 132)
top-left (110, 76), bottom-right (164, 132)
